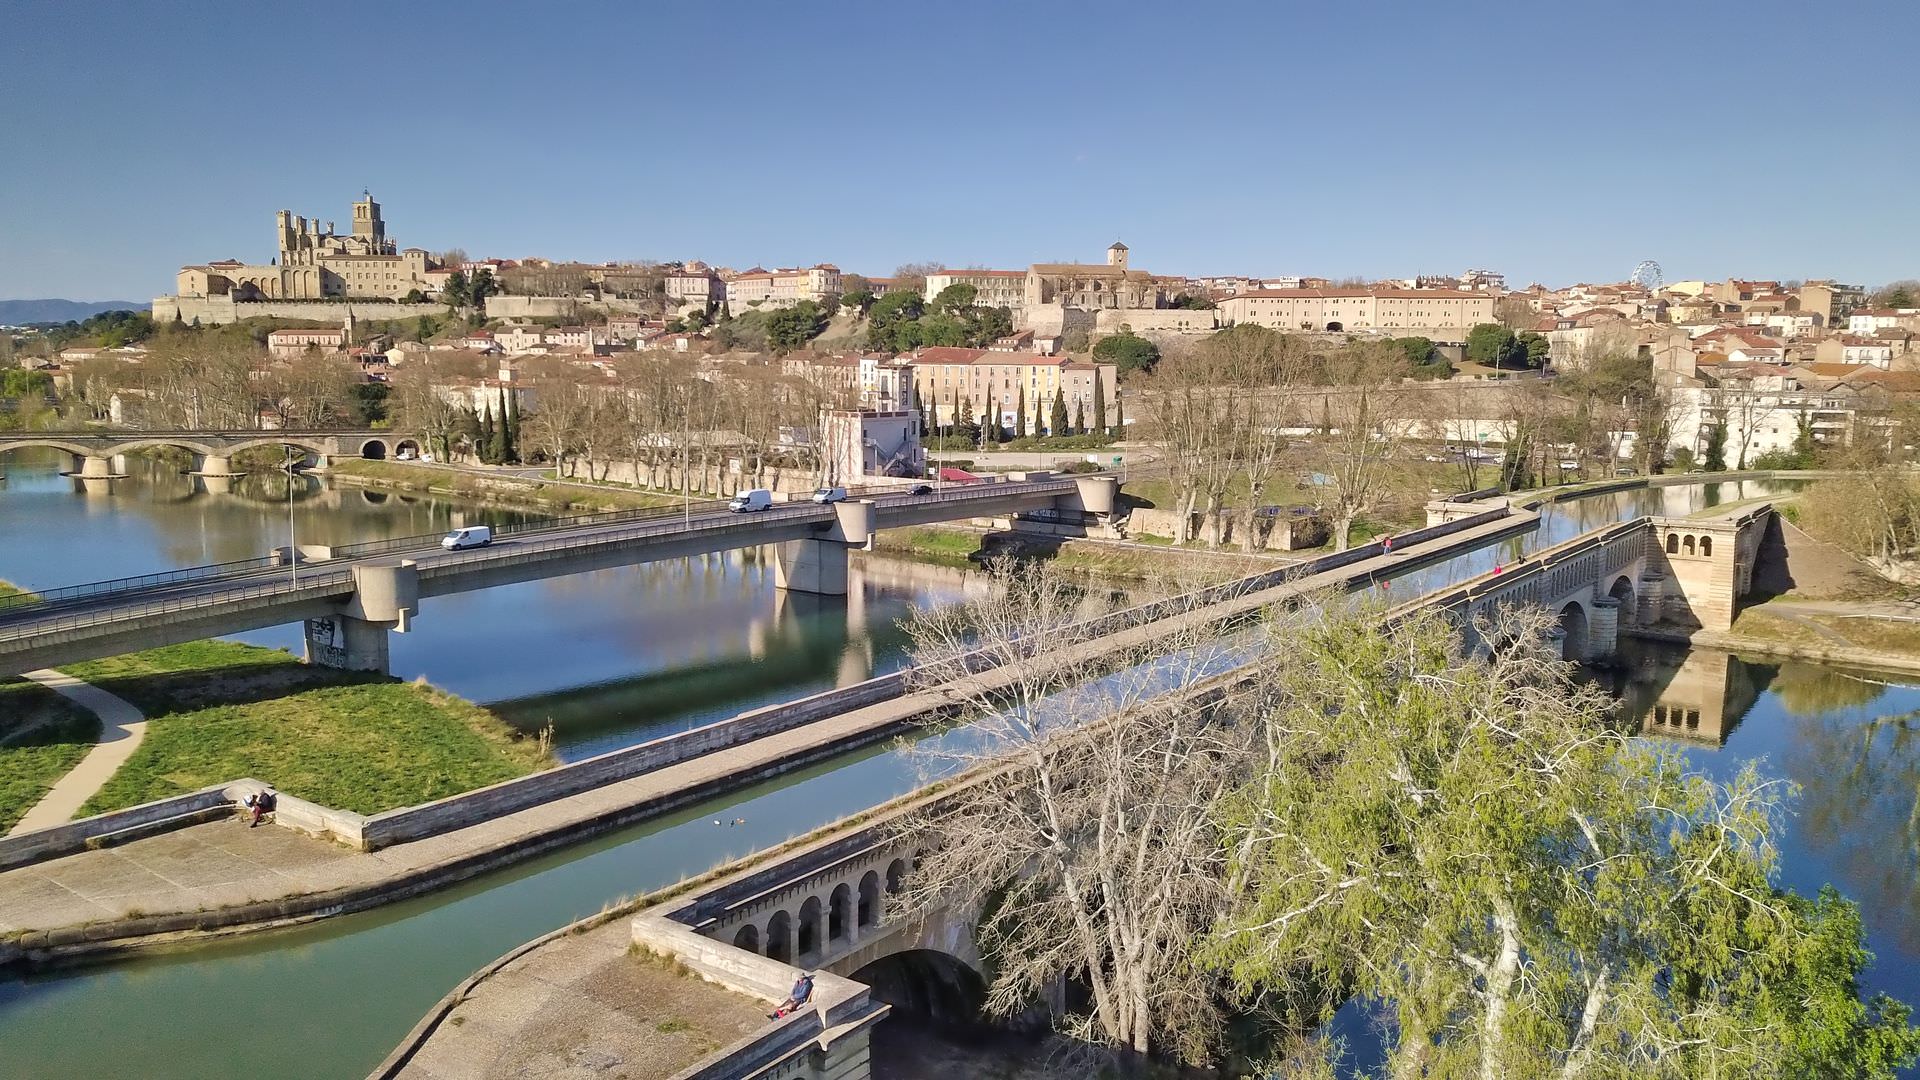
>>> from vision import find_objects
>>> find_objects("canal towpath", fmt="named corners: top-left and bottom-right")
top-left (0, 507), bottom-right (1534, 965)
top-left (6, 670), bottom-right (147, 837)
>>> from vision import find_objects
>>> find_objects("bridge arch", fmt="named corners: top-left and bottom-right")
top-left (1557, 599), bottom-right (1590, 662)
top-left (1608, 575), bottom-right (1635, 625)
top-left (797, 895), bottom-right (824, 960)
top-left (765, 910), bottom-right (793, 964)
top-left (0, 438), bottom-right (103, 458)
top-left (360, 438), bottom-right (390, 460)
top-left (218, 436), bottom-right (336, 459)
top-left (732, 923), bottom-right (759, 952)
top-left (849, 948), bottom-right (988, 1026)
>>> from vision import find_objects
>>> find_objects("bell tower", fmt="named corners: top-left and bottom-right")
top-left (351, 190), bottom-right (385, 249)
top-left (1106, 241), bottom-right (1129, 270)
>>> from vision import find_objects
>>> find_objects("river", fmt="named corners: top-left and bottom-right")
top-left (9, 456), bottom-right (1908, 1078)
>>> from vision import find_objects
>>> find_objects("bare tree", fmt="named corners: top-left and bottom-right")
top-left (896, 562), bottom-right (1261, 1067)
top-left (1296, 343), bottom-right (1408, 549)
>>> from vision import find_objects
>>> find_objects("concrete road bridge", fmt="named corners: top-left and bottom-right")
top-left (0, 429), bottom-right (418, 491)
top-left (0, 473), bottom-right (1119, 677)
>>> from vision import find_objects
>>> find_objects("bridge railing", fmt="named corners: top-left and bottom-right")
top-left (327, 498), bottom-right (737, 561)
top-left (0, 569), bottom-right (358, 642)
top-left (0, 555), bottom-right (286, 614)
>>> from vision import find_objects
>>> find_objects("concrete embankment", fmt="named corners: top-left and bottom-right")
top-left (0, 506), bottom-right (1532, 969)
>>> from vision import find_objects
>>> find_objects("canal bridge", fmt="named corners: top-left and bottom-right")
top-left (1421, 497), bottom-right (1774, 660)
top-left (0, 429), bottom-right (416, 490)
top-left (0, 473), bottom-right (1118, 677)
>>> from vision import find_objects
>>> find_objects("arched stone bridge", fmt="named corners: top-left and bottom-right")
top-left (629, 796), bottom-right (988, 1080)
top-left (1418, 500), bottom-right (1774, 662)
top-left (0, 429), bottom-right (423, 487)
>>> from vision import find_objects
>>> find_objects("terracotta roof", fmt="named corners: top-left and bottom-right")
top-left (932, 269), bottom-right (1025, 278)
top-left (1230, 287), bottom-right (1486, 300)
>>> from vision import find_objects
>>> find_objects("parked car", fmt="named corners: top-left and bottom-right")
top-left (908, 483), bottom-right (933, 496)
top-left (729, 489), bottom-right (775, 513)
top-left (441, 526), bottom-right (492, 550)
top-left (811, 486), bottom-right (848, 504)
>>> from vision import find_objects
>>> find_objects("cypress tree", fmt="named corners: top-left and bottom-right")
top-left (1113, 393), bottom-right (1125, 438)
top-left (478, 404), bottom-right (497, 464)
top-left (1014, 389), bottom-right (1027, 442)
top-left (1073, 398), bottom-right (1086, 437)
top-left (1092, 376), bottom-right (1107, 435)
top-left (949, 388), bottom-right (961, 439)
top-left (500, 388), bottom-right (518, 463)
top-left (488, 395), bottom-right (509, 464)
top-left (1049, 388), bottom-right (1068, 438)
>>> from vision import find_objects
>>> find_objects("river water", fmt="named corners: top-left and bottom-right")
top-left (8, 456), bottom-right (1907, 1078)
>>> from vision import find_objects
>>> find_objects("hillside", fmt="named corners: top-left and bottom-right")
top-left (0, 299), bottom-right (146, 325)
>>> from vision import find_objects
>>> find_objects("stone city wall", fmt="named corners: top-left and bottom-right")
top-left (152, 295), bottom-right (446, 326)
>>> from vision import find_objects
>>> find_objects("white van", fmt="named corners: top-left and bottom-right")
top-left (441, 525), bottom-right (493, 550)
top-left (729, 489), bottom-right (774, 513)
top-left (811, 486), bottom-right (848, 504)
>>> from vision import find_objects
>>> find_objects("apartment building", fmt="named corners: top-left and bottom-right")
top-left (907, 346), bottom-right (1118, 436)
top-left (724, 265), bottom-right (842, 312)
top-left (1216, 287), bottom-right (1495, 339)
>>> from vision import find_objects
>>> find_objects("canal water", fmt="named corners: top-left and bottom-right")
top-left (0, 449), bottom-right (977, 759)
top-left (3, 458), bottom-right (1883, 1078)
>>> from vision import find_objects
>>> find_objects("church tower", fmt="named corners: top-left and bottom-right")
top-left (1106, 241), bottom-right (1129, 270)
top-left (351, 191), bottom-right (386, 250)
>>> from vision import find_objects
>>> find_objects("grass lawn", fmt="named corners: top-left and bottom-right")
top-left (63, 640), bottom-right (552, 818)
top-left (0, 579), bottom-right (103, 832)
top-left (871, 527), bottom-right (984, 568)
top-left (330, 459), bottom-right (680, 514)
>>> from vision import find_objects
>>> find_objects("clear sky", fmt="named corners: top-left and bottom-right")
top-left (4, 0), bottom-right (1917, 301)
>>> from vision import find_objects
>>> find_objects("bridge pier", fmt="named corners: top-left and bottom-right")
top-left (70, 454), bottom-right (126, 495)
top-left (1586, 597), bottom-right (1621, 664)
top-left (303, 561), bottom-right (420, 675)
top-left (190, 454), bottom-right (243, 495)
top-left (775, 500), bottom-right (876, 597)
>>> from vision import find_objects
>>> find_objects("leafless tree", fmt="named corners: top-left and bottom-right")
top-left (895, 562), bottom-right (1266, 1068)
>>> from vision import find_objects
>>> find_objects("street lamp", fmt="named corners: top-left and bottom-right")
top-left (285, 445), bottom-right (298, 586)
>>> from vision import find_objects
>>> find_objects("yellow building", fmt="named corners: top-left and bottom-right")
top-left (1217, 286), bottom-right (1494, 340)
top-left (908, 346), bottom-right (1118, 436)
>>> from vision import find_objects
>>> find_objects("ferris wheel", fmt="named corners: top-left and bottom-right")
top-left (1630, 260), bottom-right (1663, 290)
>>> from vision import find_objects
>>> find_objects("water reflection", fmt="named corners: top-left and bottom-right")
top-left (1621, 645), bottom-right (1920, 1004)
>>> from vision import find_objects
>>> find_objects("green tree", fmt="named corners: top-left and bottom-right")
top-left (964, 305), bottom-right (1014, 347)
top-left (1014, 388), bottom-right (1027, 440)
top-left (1519, 329), bottom-right (1552, 367)
top-left (402, 288), bottom-right (426, 304)
top-left (1092, 330), bottom-right (1161, 375)
top-left (956, 395), bottom-right (980, 445)
top-left (1112, 392), bottom-right (1124, 437)
top-left (1392, 335), bottom-right (1436, 366)
top-left (1705, 422), bottom-right (1729, 471)
top-left (477, 403), bottom-right (497, 464)
top-left (501, 389), bottom-right (519, 463)
top-left (765, 300), bottom-right (826, 353)
top-left (917, 312), bottom-right (968, 347)
top-left (1049, 388), bottom-right (1069, 437)
top-left (930, 282), bottom-right (977, 315)
top-left (1072, 398), bottom-right (1086, 436)
top-left (470, 269), bottom-right (498, 307)
top-left (1466, 322), bottom-right (1528, 368)
top-left (442, 271), bottom-right (471, 310)
top-left (1093, 374), bottom-right (1108, 435)
top-left (866, 291), bottom-right (925, 351)
top-left (841, 287), bottom-right (876, 316)
top-left (1209, 603), bottom-right (1920, 1080)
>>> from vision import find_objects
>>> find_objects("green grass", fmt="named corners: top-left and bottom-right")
top-left (330, 459), bottom-right (680, 514)
top-left (64, 641), bottom-right (552, 817)
top-left (872, 527), bottom-right (984, 567)
top-left (0, 579), bottom-right (102, 832)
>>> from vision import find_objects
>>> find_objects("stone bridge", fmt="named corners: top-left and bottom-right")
top-left (1418, 499), bottom-right (1774, 662)
top-left (628, 792), bottom-right (989, 1080)
top-left (0, 429), bottom-right (418, 491)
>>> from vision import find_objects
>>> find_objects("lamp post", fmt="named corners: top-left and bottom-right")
top-left (285, 445), bottom-right (298, 586)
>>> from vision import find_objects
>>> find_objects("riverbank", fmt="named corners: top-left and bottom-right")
top-left (871, 523), bottom-right (1291, 583)
top-left (0, 580), bottom-right (100, 833)
top-left (56, 640), bottom-right (551, 817)
top-left (326, 458), bottom-right (682, 516)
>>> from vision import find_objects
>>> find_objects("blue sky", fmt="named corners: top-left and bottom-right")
top-left (4, 1), bottom-right (1916, 300)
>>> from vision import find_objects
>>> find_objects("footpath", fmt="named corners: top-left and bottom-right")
top-left (0, 508), bottom-right (1532, 966)
top-left (7, 671), bottom-right (147, 837)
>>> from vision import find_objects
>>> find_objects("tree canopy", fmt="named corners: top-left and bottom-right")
top-left (1092, 329), bottom-right (1161, 374)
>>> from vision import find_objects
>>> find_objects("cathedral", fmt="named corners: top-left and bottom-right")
top-left (174, 193), bottom-right (434, 302)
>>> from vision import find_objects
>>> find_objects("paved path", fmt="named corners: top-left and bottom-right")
top-left (6, 671), bottom-right (147, 837)
top-left (0, 509), bottom-right (1533, 953)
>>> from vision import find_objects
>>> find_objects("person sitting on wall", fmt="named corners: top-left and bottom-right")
top-left (245, 787), bottom-right (278, 828)
top-left (769, 972), bottom-right (815, 1019)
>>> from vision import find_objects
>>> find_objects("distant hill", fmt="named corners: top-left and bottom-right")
top-left (0, 299), bottom-right (147, 325)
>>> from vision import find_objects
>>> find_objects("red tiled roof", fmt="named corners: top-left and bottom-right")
top-left (1230, 287), bottom-right (1485, 299)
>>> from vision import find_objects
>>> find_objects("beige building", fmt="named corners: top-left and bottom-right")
top-left (908, 346), bottom-right (1118, 437)
top-left (173, 193), bottom-right (435, 302)
top-left (266, 325), bottom-right (348, 359)
top-left (922, 269), bottom-right (1027, 317)
top-left (724, 265), bottom-right (842, 313)
top-left (1216, 287), bottom-right (1495, 340)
